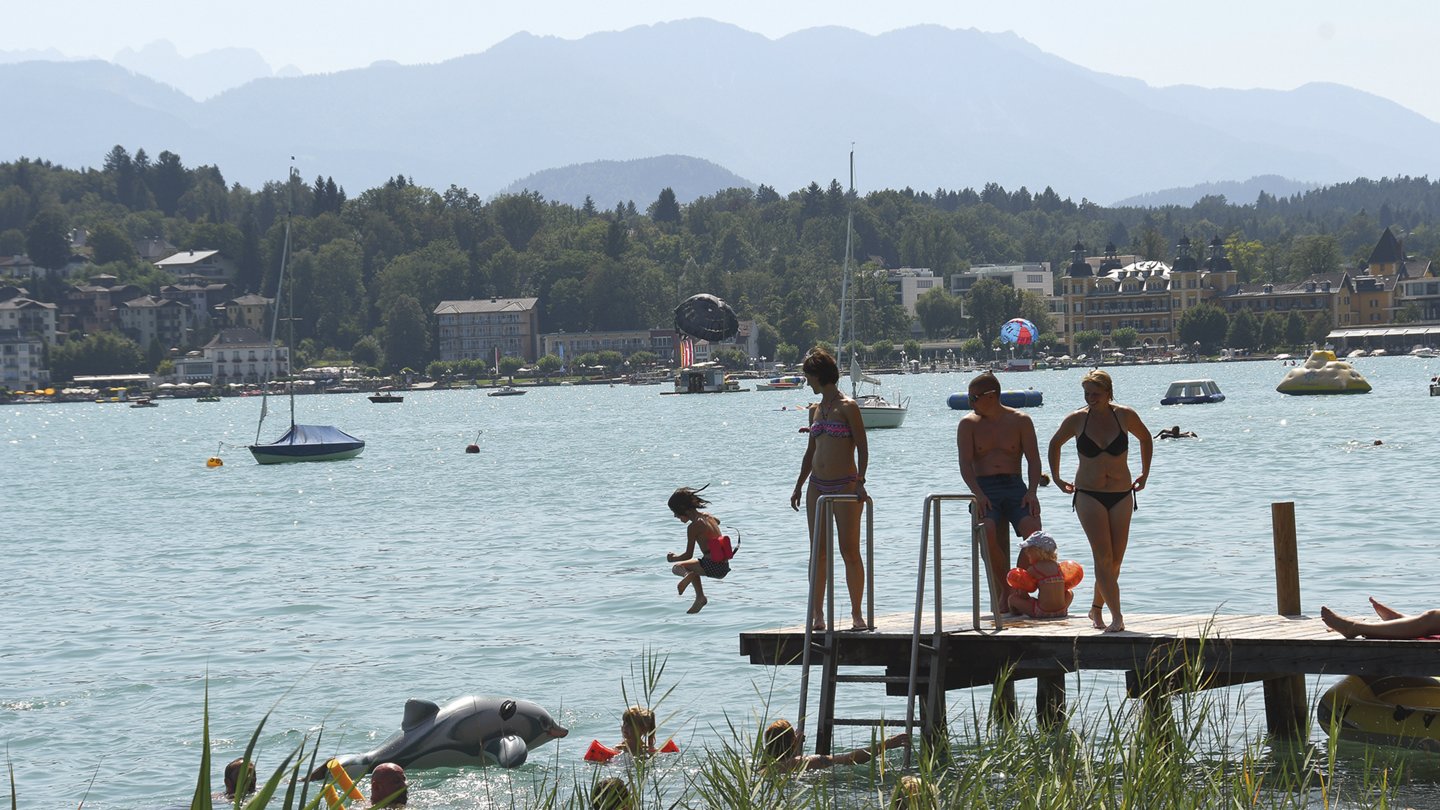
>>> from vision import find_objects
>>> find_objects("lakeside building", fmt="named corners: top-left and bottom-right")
top-left (154, 249), bottom-right (238, 282)
top-left (161, 277), bottom-right (234, 329)
top-left (0, 296), bottom-right (58, 345)
top-left (884, 268), bottom-right (942, 316)
top-left (176, 327), bottom-right (289, 384)
top-left (951, 261), bottom-right (1060, 334)
top-left (62, 275), bottom-right (146, 335)
top-left (1059, 238), bottom-right (1236, 352)
top-left (113, 295), bottom-right (194, 351)
top-left (1058, 229), bottom-right (1434, 354)
top-left (0, 329), bottom-right (49, 390)
top-left (224, 294), bottom-right (273, 333)
top-left (434, 297), bottom-right (540, 363)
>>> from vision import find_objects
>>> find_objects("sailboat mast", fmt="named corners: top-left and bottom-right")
top-left (836, 149), bottom-right (854, 363)
top-left (254, 168), bottom-right (295, 443)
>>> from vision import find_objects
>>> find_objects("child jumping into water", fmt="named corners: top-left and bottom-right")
top-left (666, 485), bottom-right (737, 614)
top-left (1006, 530), bottom-right (1080, 619)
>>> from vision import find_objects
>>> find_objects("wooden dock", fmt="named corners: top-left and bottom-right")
top-left (741, 502), bottom-right (1438, 748)
top-left (739, 610), bottom-right (1440, 743)
top-left (740, 611), bottom-right (1440, 688)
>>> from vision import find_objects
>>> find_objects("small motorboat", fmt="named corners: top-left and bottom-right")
top-left (1318, 674), bottom-right (1440, 751)
top-left (368, 388), bottom-right (404, 403)
top-left (129, 397), bottom-right (159, 408)
top-left (488, 385), bottom-right (526, 397)
top-left (755, 374), bottom-right (806, 391)
top-left (947, 389), bottom-right (1043, 410)
top-left (197, 395), bottom-right (222, 403)
top-left (1276, 350), bottom-right (1372, 395)
top-left (1160, 379), bottom-right (1225, 405)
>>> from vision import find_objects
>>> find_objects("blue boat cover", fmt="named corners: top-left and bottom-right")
top-left (253, 424), bottom-right (365, 457)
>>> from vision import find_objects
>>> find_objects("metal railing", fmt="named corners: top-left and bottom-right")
top-left (795, 492), bottom-right (874, 751)
top-left (903, 493), bottom-right (1003, 762)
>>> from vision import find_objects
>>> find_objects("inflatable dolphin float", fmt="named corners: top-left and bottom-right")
top-left (316, 696), bottom-right (568, 779)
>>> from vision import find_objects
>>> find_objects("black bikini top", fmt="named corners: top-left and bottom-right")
top-left (1077, 408), bottom-right (1127, 457)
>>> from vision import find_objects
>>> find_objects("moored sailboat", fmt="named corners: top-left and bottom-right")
top-left (248, 179), bottom-right (365, 464)
top-left (836, 150), bottom-right (907, 429)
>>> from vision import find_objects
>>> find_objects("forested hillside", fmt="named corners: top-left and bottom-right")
top-left (2, 147), bottom-right (1438, 373)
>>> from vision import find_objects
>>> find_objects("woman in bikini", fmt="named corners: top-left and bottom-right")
top-left (1047, 369), bottom-right (1152, 632)
top-left (790, 348), bottom-right (870, 631)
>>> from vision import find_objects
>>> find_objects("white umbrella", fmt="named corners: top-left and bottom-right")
top-left (193, 381), bottom-right (211, 388)
top-left (157, 382), bottom-right (176, 388)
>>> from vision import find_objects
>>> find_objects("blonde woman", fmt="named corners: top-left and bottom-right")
top-left (1048, 370), bottom-right (1152, 632)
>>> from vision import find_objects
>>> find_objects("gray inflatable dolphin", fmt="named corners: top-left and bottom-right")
top-left (316, 696), bottom-right (568, 779)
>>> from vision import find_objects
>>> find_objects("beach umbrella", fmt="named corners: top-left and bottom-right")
top-left (1000, 318), bottom-right (1039, 345)
top-left (674, 293), bottom-right (739, 342)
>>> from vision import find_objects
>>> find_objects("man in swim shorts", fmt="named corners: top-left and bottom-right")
top-left (958, 371), bottom-right (1044, 606)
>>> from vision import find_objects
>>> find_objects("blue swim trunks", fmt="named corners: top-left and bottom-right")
top-left (976, 474), bottom-right (1033, 534)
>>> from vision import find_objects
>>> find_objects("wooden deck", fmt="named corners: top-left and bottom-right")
top-left (739, 611), bottom-right (1440, 697)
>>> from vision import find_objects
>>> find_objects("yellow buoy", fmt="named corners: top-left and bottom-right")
top-left (327, 759), bottom-right (364, 800)
top-left (206, 457), bottom-right (223, 468)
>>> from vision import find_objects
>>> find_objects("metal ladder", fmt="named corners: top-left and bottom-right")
top-left (795, 493), bottom-right (883, 755)
top-left (902, 493), bottom-right (1005, 763)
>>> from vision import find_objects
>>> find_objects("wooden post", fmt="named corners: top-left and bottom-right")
top-left (1036, 675), bottom-right (1066, 728)
top-left (1263, 501), bottom-right (1308, 739)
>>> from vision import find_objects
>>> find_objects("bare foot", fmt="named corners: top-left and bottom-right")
top-left (687, 594), bottom-right (707, 614)
top-left (1104, 617), bottom-right (1125, 633)
top-left (1088, 603), bottom-right (1105, 630)
top-left (1369, 597), bottom-right (1403, 621)
top-left (1320, 606), bottom-right (1360, 638)
top-left (810, 617), bottom-right (826, 632)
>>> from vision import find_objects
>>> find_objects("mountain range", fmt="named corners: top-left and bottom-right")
top-left (1, 19), bottom-right (1437, 206)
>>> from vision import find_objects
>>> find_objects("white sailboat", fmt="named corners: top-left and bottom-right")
top-left (836, 150), bottom-right (908, 429)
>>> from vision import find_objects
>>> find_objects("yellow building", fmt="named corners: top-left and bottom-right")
top-left (1060, 237), bottom-right (1236, 352)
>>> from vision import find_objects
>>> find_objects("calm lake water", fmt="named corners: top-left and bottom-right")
top-left (4, 356), bottom-right (1440, 807)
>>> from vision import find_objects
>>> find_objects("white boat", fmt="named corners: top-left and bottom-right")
top-left (835, 150), bottom-right (907, 429)
top-left (488, 385), bottom-right (527, 397)
top-left (755, 374), bottom-right (806, 391)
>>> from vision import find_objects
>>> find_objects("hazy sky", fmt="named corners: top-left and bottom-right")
top-left (15, 0), bottom-right (1440, 122)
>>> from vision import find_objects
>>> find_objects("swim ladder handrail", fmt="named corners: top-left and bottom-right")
top-left (796, 493), bottom-right (873, 752)
top-left (903, 493), bottom-right (1003, 766)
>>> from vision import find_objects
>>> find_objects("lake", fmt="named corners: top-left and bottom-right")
top-left (4, 355), bottom-right (1439, 807)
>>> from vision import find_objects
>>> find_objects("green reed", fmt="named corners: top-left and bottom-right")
top-left (6, 639), bottom-right (1408, 809)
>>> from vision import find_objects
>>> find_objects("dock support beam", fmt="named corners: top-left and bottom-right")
top-left (1263, 501), bottom-right (1308, 740)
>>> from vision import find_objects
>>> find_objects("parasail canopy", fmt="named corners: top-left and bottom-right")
top-left (1000, 318), bottom-right (1039, 345)
top-left (674, 293), bottom-right (739, 342)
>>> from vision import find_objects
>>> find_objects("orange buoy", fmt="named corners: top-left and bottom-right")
top-left (206, 457), bottom-right (224, 468)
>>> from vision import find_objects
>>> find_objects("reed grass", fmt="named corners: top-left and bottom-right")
top-left (5, 642), bottom-right (1422, 808)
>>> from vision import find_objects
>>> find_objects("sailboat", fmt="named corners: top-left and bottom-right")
top-left (836, 150), bottom-right (908, 430)
top-left (248, 191), bottom-right (365, 464)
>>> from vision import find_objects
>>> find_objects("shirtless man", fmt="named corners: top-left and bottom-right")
top-left (957, 371), bottom-right (1044, 607)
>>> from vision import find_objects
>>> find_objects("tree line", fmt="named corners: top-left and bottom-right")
top-left (2, 147), bottom-right (1437, 377)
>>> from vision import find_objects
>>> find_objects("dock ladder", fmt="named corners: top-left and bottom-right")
top-left (902, 493), bottom-right (1004, 763)
top-left (795, 493), bottom-right (890, 755)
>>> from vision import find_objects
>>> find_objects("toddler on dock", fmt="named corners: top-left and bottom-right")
top-left (1006, 530), bottom-right (1081, 619)
top-left (666, 485), bottom-right (737, 614)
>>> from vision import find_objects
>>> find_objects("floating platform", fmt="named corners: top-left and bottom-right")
top-left (948, 390), bottom-right (1043, 409)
